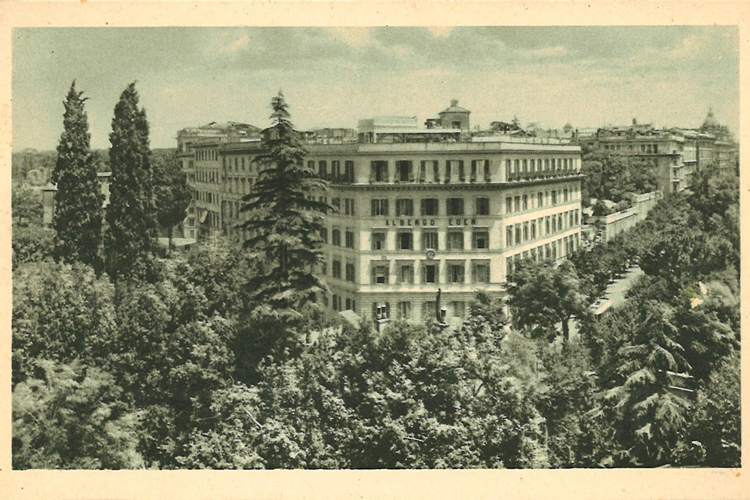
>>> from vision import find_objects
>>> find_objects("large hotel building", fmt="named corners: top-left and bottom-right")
top-left (177, 101), bottom-right (583, 324)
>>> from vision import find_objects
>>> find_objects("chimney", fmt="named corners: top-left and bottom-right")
top-left (451, 99), bottom-right (458, 108)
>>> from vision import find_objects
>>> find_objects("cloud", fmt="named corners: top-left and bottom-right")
top-left (328, 28), bottom-right (374, 48)
top-left (11, 26), bottom-right (739, 150)
top-left (219, 33), bottom-right (250, 53)
top-left (426, 26), bottom-right (455, 38)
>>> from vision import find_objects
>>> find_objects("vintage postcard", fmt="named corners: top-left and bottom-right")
top-left (0, 1), bottom-right (747, 499)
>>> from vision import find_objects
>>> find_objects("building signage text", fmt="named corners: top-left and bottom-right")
top-left (384, 218), bottom-right (480, 227)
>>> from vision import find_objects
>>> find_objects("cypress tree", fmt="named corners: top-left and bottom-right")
top-left (105, 82), bottom-right (157, 282)
top-left (51, 81), bottom-right (104, 270)
top-left (240, 92), bottom-right (330, 322)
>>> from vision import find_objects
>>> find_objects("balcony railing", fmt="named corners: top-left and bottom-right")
top-left (506, 170), bottom-right (580, 182)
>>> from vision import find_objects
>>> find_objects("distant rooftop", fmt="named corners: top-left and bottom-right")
top-left (439, 99), bottom-right (470, 114)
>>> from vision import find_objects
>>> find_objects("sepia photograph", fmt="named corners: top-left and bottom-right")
top-left (1, 2), bottom-right (746, 497)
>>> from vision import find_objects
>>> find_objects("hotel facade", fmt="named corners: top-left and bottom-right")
top-left (178, 101), bottom-right (583, 324)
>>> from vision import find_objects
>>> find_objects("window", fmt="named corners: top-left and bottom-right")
top-left (421, 198), bottom-right (439, 216)
top-left (396, 198), bottom-right (414, 216)
top-left (332, 294), bottom-right (339, 311)
top-left (444, 161), bottom-right (452, 183)
top-left (456, 161), bottom-right (465, 182)
top-left (373, 264), bottom-right (389, 284)
top-left (371, 161), bottom-right (389, 182)
top-left (545, 216), bottom-right (551, 235)
top-left (506, 226), bottom-right (513, 247)
top-left (531, 220), bottom-right (537, 240)
top-left (371, 198), bottom-right (389, 216)
top-left (475, 197), bottom-right (490, 215)
top-left (447, 231), bottom-right (464, 250)
top-left (505, 159), bottom-right (512, 180)
top-left (332, 229), bottom-right (341, 246)
top-left (345, 230), bottom-right (355, 249)
top-left (319, 161), bottom-right (327, 179)
top-left (396, 160), bottom-right (413, 182)
top-left (332, 197), bottom-right (341, 212)
top-left (447, 198), bottom-right (464, 216)
top-left (423, 263), bottom-right (438, 283)
top-left (332, 259), bottom-right (342, 279)
top-left (575, 209), bottom-right (580, 226)
top-left (551, 190), bottom-right (557, 205)
top-left (523, 222), bottom-right (529, 242)
top-left (448, 263), bottom-right (465, 283)
top-left (432, 161), bottom-right (440, 182)
top-left (422, 231), bottom-right (438, 250)
top-left (470, 160), bottom-right (478, 181)
top-left (346, 262), bottom-right (355, 282)
top-left (423, 301), bottom-right (436, 321)
top-left (473, 231), bottom-right (489, 250)
top-left (473, 261), bottom-right (490, 283)
top-left (397, 232), bottom-right (413, 250)
top-left (522, 195), bottom-right (528, 211)
top-left (514, 196), bottom-right (520, 212)
top-left (371, 232), bottom-right (386, 250)
top-left (345, 199), bottom-right (355, 216)
top-left (563, 188), bottom-right (569, 202)
top-left (399, 263), bottom-right (414, 284)
top-left (345, 298), bottom-right (352, 311)
top-left (332, 160), bottom-right (341, 181)
top-left (452, 301), bottom-right (466, 318)
top-left (515, 225), bottom-right (521, 245)
top-left (398, 301), bottom-right (412, 319)
top-left (551, 216), bottom-right (557, 233)
top-left (373, 302), bottom-right (389, 320)
top-left (345, 161), bottom-right (355, 182)
top-left (418, 161), bottom-right (428, 182)
top-left (506, 197), bottom-right (512, 214)
top-left (538, 192), bottom-right (544, 208)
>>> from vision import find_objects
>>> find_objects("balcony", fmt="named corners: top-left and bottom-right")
top-left (506, 170), bottom-right (580, 182)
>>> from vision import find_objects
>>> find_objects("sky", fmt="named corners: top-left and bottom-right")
top-left (12, 26), bottom-right (739, 151)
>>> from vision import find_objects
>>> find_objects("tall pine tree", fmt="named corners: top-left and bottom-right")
top-left (51, 81), bottom-right (104, 270)
top-left (105, 82), bottom-right (157, 283)
top-left (239, 92), bottom-right (330, 322)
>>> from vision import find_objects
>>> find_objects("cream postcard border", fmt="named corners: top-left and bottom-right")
top-left (0, 1), bottom-right (747, 499)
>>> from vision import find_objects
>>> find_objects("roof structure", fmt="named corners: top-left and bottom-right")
top-left (439, 99), bottom-right (470, 115)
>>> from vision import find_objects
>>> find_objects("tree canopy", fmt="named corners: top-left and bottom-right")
top-left (581, 151), bottom-right (659, 205)
top-left (239, 92), bottom-right (331, 339)
top-left (105, 82), bottom-right (158, 283)
top-left (51, 81), bottom-right (104, 270)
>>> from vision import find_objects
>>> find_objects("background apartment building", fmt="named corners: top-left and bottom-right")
top-left (577, 110), bottom-right (737, 194)
top-left (178, 101), bottom-right (583, 324)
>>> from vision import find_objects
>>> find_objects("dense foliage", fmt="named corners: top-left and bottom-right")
top-left (11, 90), bottom-right (740, 469)
top-left (153, 151), bottom-right (191, 252)
top-left (51, 81), bottom-right (105, 271)
top-left (105, 82), bottom-right (158, 283)
top-left (581, 151), bottom-right (659, 205)
top-left (239, 92), bottom-right (330, 323)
